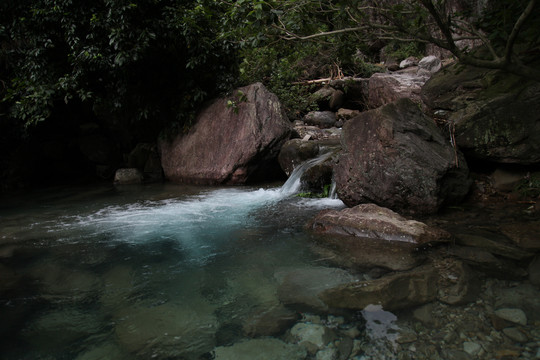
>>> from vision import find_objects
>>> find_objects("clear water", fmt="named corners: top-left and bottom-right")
top-left (0, 170), bottom-right (346, 359)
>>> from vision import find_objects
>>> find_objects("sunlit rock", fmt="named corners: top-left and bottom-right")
top-left (309, 203), bottom-right (451, 244)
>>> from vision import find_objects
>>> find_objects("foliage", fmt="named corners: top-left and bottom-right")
top-left (297, 183), bottom-right (333, 198)
top-left (514, 172), bottom-right (540, 198)
top-left (0, 0), bottom-right (240, 133)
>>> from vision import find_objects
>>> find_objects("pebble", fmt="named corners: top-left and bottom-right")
top-left (463, 341), bottom-right (482, 356)
top-left (494, 308), bottom-right (527, 326)
top-left (503, 327), bottom-right (529, 343)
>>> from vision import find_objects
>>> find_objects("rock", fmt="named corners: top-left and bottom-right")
top-left (385, 57), bottom-right (400, 71)
top-left (113, 168), bottom-right (143, 184)
top-left (213, 338), bottom-right (307, 360)
top-left (300, 161), bottom-right (334, 193)
top-left (114, 302), bottom-right (217, 358)
top-left (329, 90), bottom-right (345, 111)
top-left (462, 341), bottom-right (482, 356)
top-left (304, 111), bottom-right (337, 128)
top-left (529, 255), bottom-right (540, 285)
top-left (316, 347), bottom-right (339, 360)
top-left (494, 284), bottom-right (540, 322)
top-left (421, 62), bottom-right (540, 165)
top-left (453, 229), bottom-right (535, 260)
top-left (75, 342), bottom-right (128, 360)
top-left (311, 233), bottom-right (425, 272)
top-left (413, 303), bottom-right (438, 326)
top-left (400, 56), bottom-right (419, 69)
top-left (494, 308), bottom-right (527, 326)
top-left (367, 72), bottom-right (427, 109)
top-left (500, 221), bottom-right (540, 251)
top-left (502, 327), bottom-right (528, 343)
top-left (417, 55), bottom-right (442, 77)
top-left (127, 142), bottom-right (163, 181)
top-left (160, 83), bottom-right (291, 184)
top-left (278, 139), bottom-right (320, 176)
top-left (491, 168), bottom-right (527, 192)
top-left (309, 203), bottom-right (451, 244)
top-left (28, 262), bottom-right (102, 302)
top-left (319, 266), bottom-right (438, 311)
top-left (336, 108), bottom-right (361, 123)
top-left (447, 245), bottom-right (528, 279)
top-left (335, 98), bottom-right (471, 215)
top-left (275, 267), bottom-right (356, 313)
top-left (328, 77), bottom-right (369, 110)
top-left (242, 306), bottom-right (298, 337)
top-left (23, 308), bottom-right (103, 350)
top-left (290, 322), bottom-right (334, 354)
top-left (435, 258), bottom-right (480, 305)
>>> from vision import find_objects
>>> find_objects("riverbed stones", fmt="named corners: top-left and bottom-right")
top-left (290, 322), bottom-right (335, 354)
top-left (213, 338), bottom-right (307, 360)
top-left (275, 267), bottom-right (356, 313)
top-left (494, 308), bottom-right (527, 326)
top-left (242, 306), bottom-right (298, 337)
top-left (114, 302), bottom-right (217, 358)
top-left (160, 82), bottom-right (291, 184)
top-left (334, 98), bottom-right (471, 215)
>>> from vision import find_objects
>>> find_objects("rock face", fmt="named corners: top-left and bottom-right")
top-left (304, 111), bottom-right (337, 128)
top-left (308, 204), bottom-right (451, 244)
top-left (334, 98), bottom-right (471, 215)
top-left (422, 62), bottom-right (540, 165)
top-left (160, 83), bottom-right (292, 184)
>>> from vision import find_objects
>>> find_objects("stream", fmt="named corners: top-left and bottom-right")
top-left (1, 158), bottom-right (539, 359)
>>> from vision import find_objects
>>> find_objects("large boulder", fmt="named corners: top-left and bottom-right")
top-left (421, 62), bottom-right (540, 165)
top-left (334, 98), bottom-right (471, 215)
top-left (160, 83), bottom-right (292, 184)
top-left (367, 70), bottom-right (427, 109)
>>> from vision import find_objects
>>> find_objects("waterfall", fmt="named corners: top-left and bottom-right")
top-left (279, 152), bottom-right (334, 196)
top-left (328, 179), bottom-right (338, 199)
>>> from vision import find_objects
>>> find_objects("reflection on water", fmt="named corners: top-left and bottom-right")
top-left (0, 183), bottom-right (346, 359)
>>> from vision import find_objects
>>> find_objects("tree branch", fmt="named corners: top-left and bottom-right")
top-left (505, 0), bottom-right (537, 63)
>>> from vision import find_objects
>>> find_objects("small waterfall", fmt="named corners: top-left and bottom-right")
top-left (328, 179), bottom-right (338, 199)
top-left (279, 152), bottom-right (334, 196)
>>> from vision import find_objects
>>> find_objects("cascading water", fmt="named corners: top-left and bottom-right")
top-left (0, 153), bottom-right (347, 360)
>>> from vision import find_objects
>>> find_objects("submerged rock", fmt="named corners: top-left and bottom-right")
top-left (334, 98), bottom-right (471, 215)
top-left (290, 322), bottom-right (335, 354)
top-left (213, 338), bottom-right (306, 360)
top-left (114, 302), bottom-right (217, 358)
top-left (320, 266), bottom-right (438, 311)
top-left (242, 306), bottom-right (298, 337)
top-left (160, 82), bottom-right (291, 184)
top-left (275, 267), bottom-right (356, 313)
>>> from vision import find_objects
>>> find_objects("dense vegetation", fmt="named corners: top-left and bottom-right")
top-left (1, 0), bottom-right (538, 188)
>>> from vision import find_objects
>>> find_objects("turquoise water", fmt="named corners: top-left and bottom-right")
top-left (0, 181), bottom-right (345, 359)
